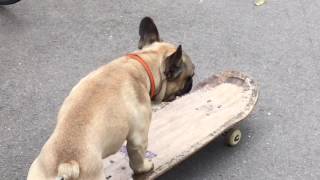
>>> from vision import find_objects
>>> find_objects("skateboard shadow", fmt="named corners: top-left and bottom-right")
top-left (158, 121), bottom-right (255, 180)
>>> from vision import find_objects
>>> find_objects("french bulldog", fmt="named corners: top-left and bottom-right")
top-left (27, 17), bottom-right (195, 180)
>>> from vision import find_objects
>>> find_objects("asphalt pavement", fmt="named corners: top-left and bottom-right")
top-left (1, 0), bottom-right (320, 179)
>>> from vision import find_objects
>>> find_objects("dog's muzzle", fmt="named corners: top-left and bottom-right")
top-left (176, 77), bottom-right (193, 96)
top-left (163, 77), bottom-right (193, 102)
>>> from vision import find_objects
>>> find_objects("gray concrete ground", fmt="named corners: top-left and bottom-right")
top-left (1, 0), bottom-right (320, 179)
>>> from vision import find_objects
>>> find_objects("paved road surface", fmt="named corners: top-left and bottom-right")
top-left (1, 0), bottom-right (319, 179)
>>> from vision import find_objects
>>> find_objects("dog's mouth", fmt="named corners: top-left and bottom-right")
top-left (176, 77), bottom-right (193, 96)
top-left (163, 77), bottom-right (193, 102)
top-left (163, 95), bottom-right (177, 102)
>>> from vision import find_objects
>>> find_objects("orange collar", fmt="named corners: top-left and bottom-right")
top-left (127, 53), bottom-right (156, 99)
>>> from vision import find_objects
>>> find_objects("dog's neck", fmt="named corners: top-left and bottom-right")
top-left (144, 52), bottom-right (167, 103)
top-left (129, 51), bottom-right (165, 103)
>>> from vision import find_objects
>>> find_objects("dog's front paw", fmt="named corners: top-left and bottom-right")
top-left (133, 159), bottom-right (154, 174)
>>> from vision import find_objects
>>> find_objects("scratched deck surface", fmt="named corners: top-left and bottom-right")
top-left (103, 71), bottom-right (259, 180)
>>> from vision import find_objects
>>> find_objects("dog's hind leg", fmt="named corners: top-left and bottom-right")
top-left (89, 171), bottom-right (106, 180)
top-left (27, 158), bottom-right (47, 180)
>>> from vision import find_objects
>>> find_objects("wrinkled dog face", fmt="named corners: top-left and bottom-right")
top-left (138, 17), bottom-right (195, 102)
top-left (163, 50), bottom-right (195, 102)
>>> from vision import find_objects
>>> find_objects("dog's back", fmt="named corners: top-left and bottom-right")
top-left (27, 59), bottom-right (138, 180)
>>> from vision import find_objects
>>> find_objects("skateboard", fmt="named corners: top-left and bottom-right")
top-left (103, 71), bottom-right (259, 180)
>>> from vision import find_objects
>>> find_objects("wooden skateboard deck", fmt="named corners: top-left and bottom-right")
top-left (103, 71), bottom-right (259, 180)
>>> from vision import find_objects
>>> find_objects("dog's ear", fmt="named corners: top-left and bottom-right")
top-left (138, 17), bottom-right (160, 49)
top-left (164, 45), bottom-right (183, 80)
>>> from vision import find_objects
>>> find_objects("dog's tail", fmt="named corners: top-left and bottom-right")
top-left (56, 160), bottom-right (80, 180)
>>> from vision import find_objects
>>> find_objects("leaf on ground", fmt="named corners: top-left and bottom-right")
top-left (255, 0), bottom-right (266, 6)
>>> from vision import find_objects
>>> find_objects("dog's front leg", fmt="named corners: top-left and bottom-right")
top-left (126, 126), bottom-right (154, 174)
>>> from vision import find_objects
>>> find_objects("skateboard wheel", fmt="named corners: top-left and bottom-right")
top-left (226, 129), bottom-right (242, 146)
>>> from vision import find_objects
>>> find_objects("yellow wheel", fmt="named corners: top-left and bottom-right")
top-left (226, 129), bottom-right (242, 146)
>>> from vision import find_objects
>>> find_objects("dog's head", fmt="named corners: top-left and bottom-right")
top-left (138, 17), bottom-right (195, 102)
